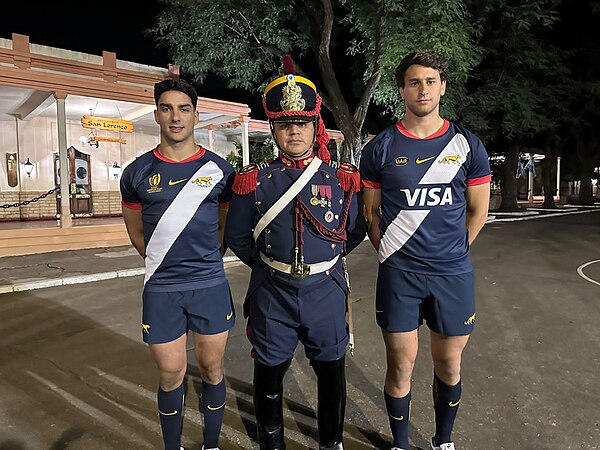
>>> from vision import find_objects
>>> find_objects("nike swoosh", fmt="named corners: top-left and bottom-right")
top-left (158, 409), bottom-right (178, 416)
top-left (416, 156), bottom-right (435, 164)
top-left (168, 178), bottom-right (188, 186)
top-left (389, 414), bottom-right (404, 421)
top-left (449, 400), bottom-right (461, 407)
top-left (375, 310), bottom-right (384, 313)
top-left (226, 312), bottom-right (233, 320)
top-left (207, 402), bottom-right (225, 411)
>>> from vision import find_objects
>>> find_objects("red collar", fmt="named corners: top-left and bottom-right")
top-left (396, 120), bottom-right (449, 140)
top-left (153, 146), bottom-right (206, 163)
top-left (279, 152), bottom-right (315, 169)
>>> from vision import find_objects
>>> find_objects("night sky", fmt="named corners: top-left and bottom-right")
top-left (0, 1), bottom-right (267, 118)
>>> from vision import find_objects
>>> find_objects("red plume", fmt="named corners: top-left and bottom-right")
top-left (282, 54), bottom-right (295, 75)
top-left (316, 118), bottom-right (331, 164)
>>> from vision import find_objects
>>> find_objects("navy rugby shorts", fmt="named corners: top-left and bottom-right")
top-left (375, 263), bottom-right (475, 336)
top-left (141, 281), bottom-right (235, 344)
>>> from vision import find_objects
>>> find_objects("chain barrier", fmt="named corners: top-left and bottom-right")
top-left (1, 187), bottom-right (60, 209)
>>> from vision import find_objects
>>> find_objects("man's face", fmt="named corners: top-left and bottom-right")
top-left (272, 119), bottom-right (315, 158)
top-left (399, 64), bottom-right (446, 118)
top-left (154, 90), bottom-right (198, 144)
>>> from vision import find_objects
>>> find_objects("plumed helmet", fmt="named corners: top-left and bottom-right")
top-left (262, 55), bottom-right (330, 162)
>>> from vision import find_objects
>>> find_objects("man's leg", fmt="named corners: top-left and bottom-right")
top-left (193, 331), bottom-right (229, 450)
top-left (149, 333), bottom-right (188, 450)
top-left (253, 359), bottom-right (291, 450)
top-left (430, 332), bottom-right (470, 447)
top-left (311, 356), bottom-right (346, 449)
top-left (382, 330), bottom-right (419, 450)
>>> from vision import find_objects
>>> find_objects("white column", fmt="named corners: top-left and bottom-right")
top-left (240, 116), bottom-right (250, 166)
top-left (55, 93), bottom-right (72, 228)
top-left (556, 156), bottom-right (561, 199)
top-left (207, 125), bottom-right (215, 151)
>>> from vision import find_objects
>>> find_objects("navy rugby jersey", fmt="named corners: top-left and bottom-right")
top-left (360, 120), bottom-right (491, 275)
top-left (120, 147), bottom-right (234, 291)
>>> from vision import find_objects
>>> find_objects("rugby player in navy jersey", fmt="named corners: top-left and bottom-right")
top-left (120, 79), bottom-right (235, 450)
top-left (359, 51), bottom-right (491, 450)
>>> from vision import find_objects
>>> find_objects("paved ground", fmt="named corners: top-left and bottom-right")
top-left (0, 205), bottom-right (599, 450)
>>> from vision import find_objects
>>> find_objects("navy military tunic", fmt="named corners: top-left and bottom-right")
top-left (225, 152), bottom-right (366, 365)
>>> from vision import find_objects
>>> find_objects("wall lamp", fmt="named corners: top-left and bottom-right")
top-left (23, 157), bottom-right (34, 178)
top-left (79, 134), bottom-right (99, 148)
top-left (109, 161), bottom-right (122, 180)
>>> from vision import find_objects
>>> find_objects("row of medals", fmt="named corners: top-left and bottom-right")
top-left (310, 184), bottom-right (336, 223)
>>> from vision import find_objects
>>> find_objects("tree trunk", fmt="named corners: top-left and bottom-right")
top-left (573, 131), bottom-right (597, 205)
top-left (541, 146), bottom-right (557, 209)
top-left (578, 157), bottom-right (595, 205)
top-left (499, 143), bottom-right (520, 211)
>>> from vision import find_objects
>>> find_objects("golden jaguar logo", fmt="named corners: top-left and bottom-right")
top-left (464, 313), bottom-right (476, 326)
top-left (438, 155), bottom-right (462, 165)
top-left (192, 176), bottom-right (212, 187)
top-left (147, 173), bottom-right (162, 193)
top-left (142, 323), bottom-right (151, 334)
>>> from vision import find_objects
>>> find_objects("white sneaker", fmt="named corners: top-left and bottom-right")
top-left (430, 438), bottom-right (456, 450)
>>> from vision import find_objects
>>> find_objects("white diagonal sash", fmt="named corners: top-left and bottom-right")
top-left (144, 161), bottom-right (223, 284)
top-left (252, 156), bottom-right (322, 241)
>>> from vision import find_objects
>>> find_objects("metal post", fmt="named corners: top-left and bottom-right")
top-left (528, 155), bottom-right (534, 203)
top-left (556, 156), bottom-right (561, 199)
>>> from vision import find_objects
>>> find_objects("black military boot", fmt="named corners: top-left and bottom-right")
top-left (311, 356), bottom-right (346, 450)
top-left (254, 359), bottom-right (291, 450)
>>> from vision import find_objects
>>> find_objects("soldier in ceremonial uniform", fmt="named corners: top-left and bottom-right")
top-left (224, 55), bottom-right (366, 450)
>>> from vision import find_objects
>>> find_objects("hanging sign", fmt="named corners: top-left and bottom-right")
top-left (90, 136), bottom-right (127, 144)
top-left (81, 116), bottom-right (134, 133)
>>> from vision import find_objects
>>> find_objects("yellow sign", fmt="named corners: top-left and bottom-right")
top-left (90, 136), bottom-right (127, 144)
top-left (81, 116), bottom-right (134, 133)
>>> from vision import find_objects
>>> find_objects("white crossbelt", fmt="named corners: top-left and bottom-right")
top-left (260, 252), bottom-right (340, 275)
top-left (253, 156), bottom-right (322, 241)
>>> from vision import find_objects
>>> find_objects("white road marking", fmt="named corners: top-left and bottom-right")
top-left (577, 260), bottom-right (600, 287)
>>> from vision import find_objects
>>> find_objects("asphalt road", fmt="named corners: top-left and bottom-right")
top-left (0, 212), bottom-right (599, 450)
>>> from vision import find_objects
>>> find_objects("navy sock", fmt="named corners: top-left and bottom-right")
top-left (433, 372), bottom-right (461, 445)
top-left (158, 383), bottom-right (185, 450)
top-left (201, 378), bottom-right (226, 448)
top-left (384, 389), bottom-right (411, 449)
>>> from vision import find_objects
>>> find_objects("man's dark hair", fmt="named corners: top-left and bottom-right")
top-left (154, 78), bottom-right (198, 110)
top-left (395, 50), bottom-right (449, 89)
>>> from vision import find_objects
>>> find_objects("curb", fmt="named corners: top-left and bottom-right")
top-left (0, 257), bottom-right (242, 295)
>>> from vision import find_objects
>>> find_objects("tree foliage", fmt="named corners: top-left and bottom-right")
top-left (226, 137), bottom-right (276, 171)
top-left (457, 0), bottom-right (571, 210)
top-left (150, 0), bottom-right (475, 162)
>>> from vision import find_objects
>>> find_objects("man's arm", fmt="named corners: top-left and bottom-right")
top-left (465, 182), bottom-right (490, 244)
top-left (121, 205), bottom-right (145, 258)
top-left (218, 206), bottom-right (228, 255)
top-left (362, 187), bottom-right (382, 251)
top-left (223, 193), bottom-right (259, 267)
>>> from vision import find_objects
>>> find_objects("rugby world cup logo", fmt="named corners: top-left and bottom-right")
top-left (147, 173), bottom-right (163, 193)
